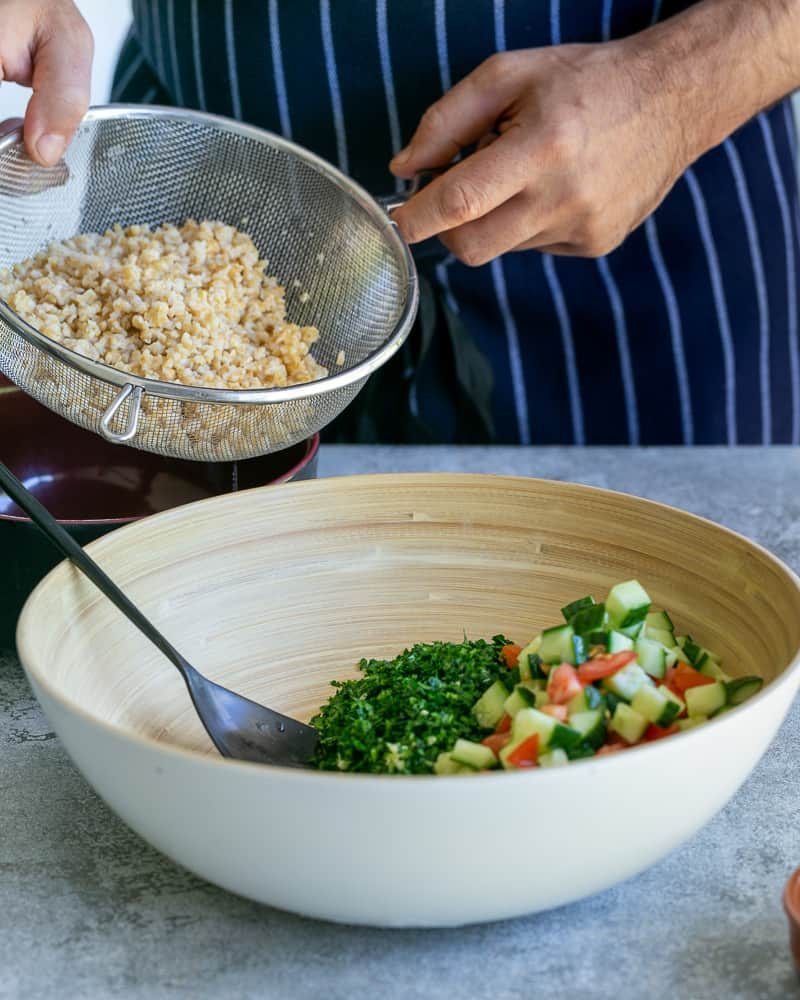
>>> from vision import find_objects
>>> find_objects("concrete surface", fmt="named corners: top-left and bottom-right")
top-left (1, 446), bottom-right (799, 999)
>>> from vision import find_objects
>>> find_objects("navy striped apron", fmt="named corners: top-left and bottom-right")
top-left (113, 1), bottom-right (800, 445)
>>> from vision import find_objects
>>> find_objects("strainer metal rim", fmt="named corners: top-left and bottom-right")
top-left (0, 104), bottom-right (419, 404)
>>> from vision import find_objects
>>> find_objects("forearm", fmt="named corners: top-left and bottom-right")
top-left (628, 0), bottom-right (800, 166)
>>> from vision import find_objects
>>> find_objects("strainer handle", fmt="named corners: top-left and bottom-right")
top-left (378, 169), bottom-right (445, 213)
top-left (100, 383), bottom-right (143, 444)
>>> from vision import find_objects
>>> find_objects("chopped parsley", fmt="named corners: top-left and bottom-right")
top-left (311, 636), bottom-right (512, 774)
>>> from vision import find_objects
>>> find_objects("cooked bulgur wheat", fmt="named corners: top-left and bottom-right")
top-left (0, 219), bottom-right (327, 390)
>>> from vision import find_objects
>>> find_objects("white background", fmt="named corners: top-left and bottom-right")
top-left (0, 2), bottom-right (797, 142)
top-left (0, 0), bottom-right (132, 122)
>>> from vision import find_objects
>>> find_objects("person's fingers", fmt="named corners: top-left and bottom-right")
top-left (391, 128), bottom-right (530, 244)
top-left (23, 5), bottom-right (93, 166)
top-left (389, 53), bottom-right (521, 178)
top-left (438, 191), bottom-right (544, 267)
top-left (476, 131), bottom-right (500, 151)
top-left (513, 225), bottom-right (628, 257)
top-left (514, 239), bottom-right (582, 256)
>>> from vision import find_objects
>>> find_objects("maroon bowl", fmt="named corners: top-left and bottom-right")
top-left (786, 867), bottom-right (800, 977)
top-left (0, 375), bottom-right (319, 648)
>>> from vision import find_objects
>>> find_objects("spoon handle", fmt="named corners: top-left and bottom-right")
top-left (0, 461), bottom-right (192, 679)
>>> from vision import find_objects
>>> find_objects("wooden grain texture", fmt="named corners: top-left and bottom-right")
top-left (19, 474), bottom-right (800, 757)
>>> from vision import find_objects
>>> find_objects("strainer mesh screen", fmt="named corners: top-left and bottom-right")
top-left (0, 110), bottom-right (412, 460)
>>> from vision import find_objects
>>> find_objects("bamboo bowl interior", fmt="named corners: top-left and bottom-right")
top-left (19, 474), bottom-right (800, 759)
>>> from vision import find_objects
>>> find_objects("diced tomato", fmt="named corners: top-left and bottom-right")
top-left (669, 662), bottom-right (716, 695)
top-left (494, 713), bottom-right (512, 734)
top-left (541, 704), bottom-right (568, 721)
top-left (596, 742), bottom-right (627, 756)
top-left (547, 663), bottom-right (583, 705)
top-left (501, 644), bottom-right (522, 668)
top-left (481, 732), bottom-right (511, 756)
top-left (643, 723), bottom-right (680, 742)
top-left (663, 668), bottom-right (687, 705)
top-left (506, 733), bottom-right (540, 768)
top-left (577, 650), bottom-right (637, 683)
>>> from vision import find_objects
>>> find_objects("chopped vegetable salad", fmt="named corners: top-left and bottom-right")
top-left (310, 580), bottom-right (763, 775)
top-left (437, 580), bottom-right (763, 774)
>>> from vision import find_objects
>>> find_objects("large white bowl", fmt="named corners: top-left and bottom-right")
top-left (17, 475), bottom-right (800, 927)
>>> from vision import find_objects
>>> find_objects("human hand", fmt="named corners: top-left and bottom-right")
top-left (0, 0), bottom-right (93, 166)
top-left (389, 41), bottom-right (690, 264)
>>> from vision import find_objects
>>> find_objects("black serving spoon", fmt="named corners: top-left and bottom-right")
top-left (0, 461), bottom-right (318, 766)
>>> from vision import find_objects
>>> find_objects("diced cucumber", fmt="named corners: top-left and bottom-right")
top-left (619, 621), bottom-right (645, 640)
top-left (588, 629), bottom-right (610, 649)
top-left (677, 715), bottom-right (706, 731)
top-left (567, 684), bottom-right (604, 714)
top-left (570, 602), bottom-right (606, 635)
top-left (561, 595), bottom-right (595, 621)
top-left (699, 660), bottom-right (732, 683)
top-left (585, 684), bottom-right (605, 710)
top-left (548, 721), bottom-right (584, 752)
top-left (607, 630), bottom-right (635, 653)
top-left (433, 752), bottom-right (472, 775)
top-left (572, 633), bottom-right (588, 665)
top-left (517, 680), bottom-right (546, 701)
top-left (634, 636), bottom-right (667, 679)
top-left (606, 580), bottom-right (652, 630)
top-left (675, 635), bottom-right (688, 648)
top-left (517, 636), bottom-right (543, 681)
top-left (512, 707), bottom-right (556, 742)
top-left (631, 684), bottom-right (679, 727)
top-left (669, 645), bottom-right (691, 665)
top-left (539, 623), bottom-right (576, 665)
top-left (725, 675), bottom-right (764, 706)
top-left (603, 662), bottom-right (650, 701)
top-left (568, 709), bottom-right (607, 749)
top-left (689, 649), bottom-right (710, 670)
top-left (646, 627), bottom-right (676, 647)
top-left (658, 685), bottom-right (686, 717)
top-left (539, 748), bottom-right (569, 768)
top-left (501, 707), bottom-right (584, 756)
top-left (499, 708), bottom-right (556, 767)
top-left (503, 684), bottom-right (537, 717)
top-left (646, 610), bottom-right (674, 633)
top-left (683, 638), bottom-right (720, 669)
top-left (450, 739), bottom-right (497, 770)
top-left (685, 681), bottom-right (727, 718)
top-left (516, 680), bottom-right (549, 709)
top-left (609, 703), bottom-right (648, 744)
top-left (472, 679), bottom-right (510, 729)
top-left (568, 688), bottom-right (590, 715)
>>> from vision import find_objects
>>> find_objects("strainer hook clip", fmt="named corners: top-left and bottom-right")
top-left (100, 383), bottom-right (143, 445)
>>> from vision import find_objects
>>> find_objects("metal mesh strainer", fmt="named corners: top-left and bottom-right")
top-left (0, 106), bottom-right (418, 461)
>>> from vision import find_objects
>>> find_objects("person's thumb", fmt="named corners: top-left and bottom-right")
top-left (23, 7), bottom-right (93, 166)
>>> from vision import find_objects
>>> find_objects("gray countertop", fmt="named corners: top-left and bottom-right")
top-left (2, 446), bottom-right (799, 1000)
